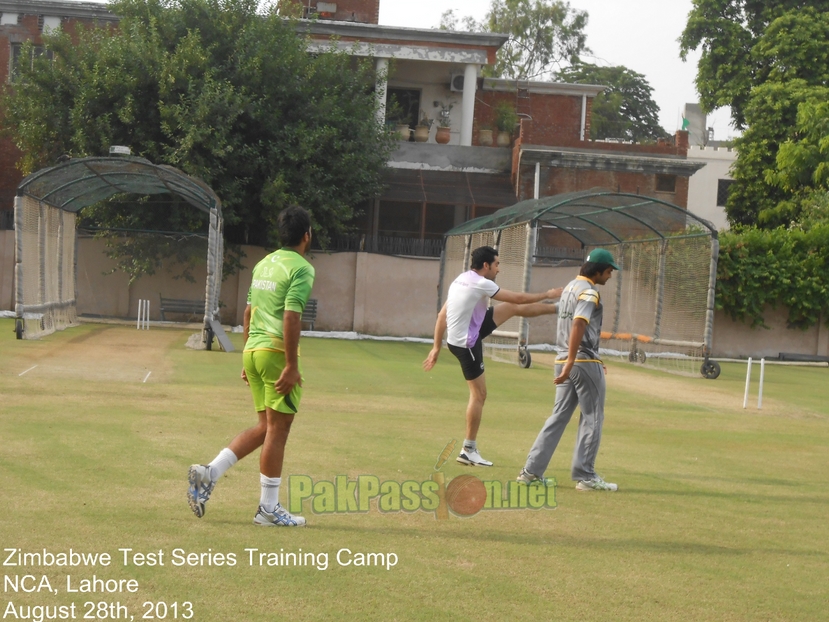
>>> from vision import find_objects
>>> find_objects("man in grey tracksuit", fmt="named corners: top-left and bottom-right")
top-left (518, 248), bottom-right (620, 492)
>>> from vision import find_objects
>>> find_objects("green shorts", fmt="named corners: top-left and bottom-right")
top-left (243, 350), bottom-right (303, 414)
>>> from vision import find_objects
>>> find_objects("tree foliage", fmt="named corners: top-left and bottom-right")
top-left (770, 97), bottom-right (829, 215)
top-left (440, 0), bottom-right (589, 80)
top-left (680, 0), bottom-right (829, 128)
top-left (717, 224), bottom-right (829, 330)
top-left (1, 0), bottom-right (395, 251)
top-left (681, 3), bottom-right (829, 227)
top-left (554, 63), bottom-right (669, 142)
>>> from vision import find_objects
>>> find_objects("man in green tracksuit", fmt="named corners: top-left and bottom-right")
top-left (188, 205), bottom-right (315, 526)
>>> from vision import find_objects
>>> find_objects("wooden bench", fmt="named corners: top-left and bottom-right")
top-left (301, 298), bottom-right (318, 331)
top-left (159, 295), bottom-right (204, 322)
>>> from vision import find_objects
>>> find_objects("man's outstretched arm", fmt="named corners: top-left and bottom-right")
top-left (492, 286), bottom-right (562, 305)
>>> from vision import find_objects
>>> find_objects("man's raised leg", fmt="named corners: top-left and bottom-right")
top-left (492, 301), bottom-right (557, 326)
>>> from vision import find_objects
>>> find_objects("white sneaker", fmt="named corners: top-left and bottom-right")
top-left (187, 464), bottom-right (215, 518)
top-left (575, 475), bottom-right (618, 492)
top-left (253, 503), bottom-right (306, 527)
top-left (456, 448), bottom-right (493, 467)
top-left (517, 467), bottom-right (543, 483)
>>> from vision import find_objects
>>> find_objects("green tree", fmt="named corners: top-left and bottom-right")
top-left (2, 0), bottom-right (395, 250)
top-left (680, 3), bottom-right (829, 227)
top-left (440, 0), bottom-right (589, 80)
top-left (679, 0), bottom-right (829, 129)
top-left (769, 96), bottom-right (829, 224)
top-left (554, 63), bottom-right (669, 142)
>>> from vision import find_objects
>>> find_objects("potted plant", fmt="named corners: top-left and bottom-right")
top-left (478, 123), bottom-right (494, 146)
top-left (494, 101), bottom-right (518, 147)
top-left (386, 97), bottom-right (411, 141)
top-left (435, 101), bottom-right (453, 144)
top-left (414, 111), bottom-right (432, 143)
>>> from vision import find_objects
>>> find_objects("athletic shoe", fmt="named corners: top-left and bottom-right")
top-left (516, 467), bottom-right (544, 483)
top-left (187, 464), bottom-right (215, 518)
top-left (253, 503), bottom-right (306, 527)
top-left (575, 475), bottom-right (618, 492)
top-left (456, 448), bottom-right (493, 467)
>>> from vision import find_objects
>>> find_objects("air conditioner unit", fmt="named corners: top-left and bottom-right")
top-left (450, 73), bottom-right (465, 92)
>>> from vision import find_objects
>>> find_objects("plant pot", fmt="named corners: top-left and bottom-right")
top-left (496, 130), bottom-right (512, 147)
top-left (413, 125), bottom-right (430, 143)
top-left (435, 126), bottom-right (451, 144)
top-left (396, 124), bottom-right (411, 141)
top-left (478, 129), bottom-right (493, 146)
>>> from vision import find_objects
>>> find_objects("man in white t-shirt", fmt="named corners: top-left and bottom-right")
top-left (423, 246), bottom-right (562, 466)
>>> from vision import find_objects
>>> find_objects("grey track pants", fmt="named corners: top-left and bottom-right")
top-left (524, 361), bottom-right (606, 481)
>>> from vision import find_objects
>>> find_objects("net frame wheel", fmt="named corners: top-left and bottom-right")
top-left (701, 360), bottom-right (721, 379)
top-left (628, 349), bottom-right (647, 364)
top-left (14, 319), bottom-right (23, 340)
top-left (518, 347), bottom-right (532, 369)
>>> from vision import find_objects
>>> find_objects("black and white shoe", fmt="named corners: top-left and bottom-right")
top-left (456, 448), bottom-right (493, 467)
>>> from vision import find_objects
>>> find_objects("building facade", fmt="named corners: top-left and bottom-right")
top-left (2, 0), bottom-right (705, 249)
top-left (0, 0), bottom-right (118, 228)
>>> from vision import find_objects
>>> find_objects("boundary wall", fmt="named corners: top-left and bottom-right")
top-left (0, 235), bottom-right (825, 359)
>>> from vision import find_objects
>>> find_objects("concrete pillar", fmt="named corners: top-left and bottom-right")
top-left (534, 162), bottom-right (540, 199)
top-left (375, 57), bottom-right (389, 127)
top-left (353, 252), bottom-right (370, 333)
top-left (460, 63), bottom-right (477, 146)
top-left (818, 313), bottom-right (828, 356)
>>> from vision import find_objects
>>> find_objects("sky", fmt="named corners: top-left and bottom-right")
top-left (378, 0), bottom-right (739, 141)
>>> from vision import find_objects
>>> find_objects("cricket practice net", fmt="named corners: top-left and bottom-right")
top-left (594, 235), bottom-right (718, 377)
top-left (440, 190), bottom-right (720, 378)
top-left (14, 156), bottom-right (225, 342)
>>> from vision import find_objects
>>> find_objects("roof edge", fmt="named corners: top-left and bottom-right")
top-left (295, 19), bottom-right (509, 48)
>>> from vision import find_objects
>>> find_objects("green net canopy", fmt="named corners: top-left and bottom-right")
top-left (17, 156), bottom-right (221, 215)
top-left (14, 156), bottom-right (224, 343)
top-left (445, 188), bottom-right (717, 244)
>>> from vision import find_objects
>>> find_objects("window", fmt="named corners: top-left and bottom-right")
top-left (386, 88), bottom-right (421, 136)
top-left (717, 179), bottom-right (735, 207)
top-left (378, 201), bottom-right (421, 238)
top-left (655, 174), bottom-right (676, 193)
top-left (9, 42), bottom-right (54, 82)
top-left (424, 204), bottom-right (455, 239)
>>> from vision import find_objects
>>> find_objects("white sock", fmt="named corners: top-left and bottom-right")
top-left (463, 439), bottom-right (477, 452)
top-left (259, 475), bottom-right (281, 513)
top-left (208, 448), bottom-right (237, 481)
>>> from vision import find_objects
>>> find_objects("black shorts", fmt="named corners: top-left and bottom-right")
top-left (448, 307), bottom-right (497, 381)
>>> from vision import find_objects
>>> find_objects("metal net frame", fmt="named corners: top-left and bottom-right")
top-left (14, 156), bottom-right (223, 342)
top-left (439, 189), bottom-right (720, 378)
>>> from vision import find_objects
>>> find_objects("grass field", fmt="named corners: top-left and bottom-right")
top-left (1, 319), bottom-right (828, 621)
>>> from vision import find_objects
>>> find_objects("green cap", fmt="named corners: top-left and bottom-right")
top-left (585, 248), bottom-right (620, 270)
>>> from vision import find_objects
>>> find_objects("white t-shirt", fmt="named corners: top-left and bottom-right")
top-left (446, 270), bottom-right (500, 348)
